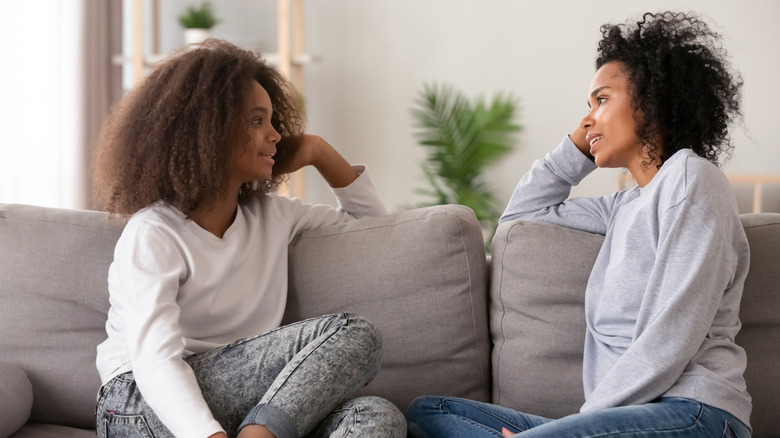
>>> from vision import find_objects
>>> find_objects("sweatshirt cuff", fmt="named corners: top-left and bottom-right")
top-left (550, 135), bottom-right (598, 185)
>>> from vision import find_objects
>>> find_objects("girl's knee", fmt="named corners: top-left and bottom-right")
top-left (342, 313), bottom-right (383, 361)
top-left (353, 396), bottom-right (407, 438)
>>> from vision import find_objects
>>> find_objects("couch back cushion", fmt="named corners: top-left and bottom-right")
top-left (735, 213), bottom-right (780, 437)
top-left (0, 204), bottom-right (125, 428)
top-left (491, 214), bottom-right (780, 437)
top-left (490, 220), bottom-right (602, 418)
top-left (284, 204), bottom-right (491, 410)
top-left (0, 203), bottom-right (491, 427)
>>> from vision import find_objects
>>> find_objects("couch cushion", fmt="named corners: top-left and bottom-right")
top-left (0, 204), bottom-right (125, 428)
top-left (492, 214), bottom-right (780, 438)
top-left (9, 423), bottom-right (96, 438)
top-left (736, 213), bottom-right (780, 437)
top-left (490, 220), bottom-right (602, 418)
top-left (0, 361), bottom-right (33, 438)
top-left (283, 204), bottom-right (491, 410)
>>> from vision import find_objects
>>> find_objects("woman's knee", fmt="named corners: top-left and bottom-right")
top-left (405, 395), bottom-right (446, 420)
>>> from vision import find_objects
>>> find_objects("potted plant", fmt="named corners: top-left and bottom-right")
top-left (178, 2), bottom-right (220, 45)
top-left (410, 82), bottom-right (521, 247)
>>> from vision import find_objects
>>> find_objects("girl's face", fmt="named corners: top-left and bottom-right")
top-left (231, 82), bottom-right (282, 186)
top-left (581, 62), bottom-right (647, 174)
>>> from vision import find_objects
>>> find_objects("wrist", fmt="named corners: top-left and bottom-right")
top-left (309, 136), bottom-right (328, 170)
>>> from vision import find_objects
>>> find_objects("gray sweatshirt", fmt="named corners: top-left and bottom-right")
top-left (501, 136), bottom-right (752, 428)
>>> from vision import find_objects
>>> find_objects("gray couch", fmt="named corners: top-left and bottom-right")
top-left (1, 203), bottom-right (778, 437)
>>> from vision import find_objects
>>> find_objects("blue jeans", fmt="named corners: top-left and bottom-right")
top-left (405, 396), bottom-right (750, 437)
top-left (96, 313), bottom-right (406, 438)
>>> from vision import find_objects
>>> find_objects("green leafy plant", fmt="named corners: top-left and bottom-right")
top-left (411, 82), bottom-right (521, 241)
top-left (178, 2), bottom-right (220, 29)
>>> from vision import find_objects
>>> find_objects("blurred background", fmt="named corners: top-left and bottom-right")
top-left (1, 0), bottom-right (778, 215)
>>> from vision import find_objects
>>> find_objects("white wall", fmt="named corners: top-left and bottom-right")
top-left (1, 3), bottom-right (86, 209)
top-left (150, 0), bottom-right (780, 213)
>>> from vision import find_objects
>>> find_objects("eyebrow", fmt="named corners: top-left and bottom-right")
top-left (587, 86), bottom-right (611, 107)
top-left (590, 86), bottom-right (610, 99)
top-left (249, 107), bottom-right (271, 115)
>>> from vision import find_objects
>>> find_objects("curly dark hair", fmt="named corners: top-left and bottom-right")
top-left (595, 11), bottom-right (743, 166)
top-left (93, 39), bottom-right (305, 215)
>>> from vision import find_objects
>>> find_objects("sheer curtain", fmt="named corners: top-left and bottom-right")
top-left (0, 1), bottom-right (122, 210)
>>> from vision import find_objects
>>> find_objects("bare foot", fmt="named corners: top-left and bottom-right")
top-left (237, 425), bottom-right (277, 438)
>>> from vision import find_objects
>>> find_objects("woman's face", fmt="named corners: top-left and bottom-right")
top-left (581, 62), bottom-right (645, 172)
top-left (231, 81), bottom-right (282, 185)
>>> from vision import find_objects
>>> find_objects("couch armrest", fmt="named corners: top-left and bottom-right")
top-left (0, 362), bottom-right (33, 438)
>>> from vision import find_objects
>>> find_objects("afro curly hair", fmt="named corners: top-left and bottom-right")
top-left (93, 39), bottom-right (305, 216)
top-left (595, 11), bottom-right (743, 166)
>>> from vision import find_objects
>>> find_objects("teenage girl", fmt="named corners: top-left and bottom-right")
top-left (93, 39), bottom-right (405, 438)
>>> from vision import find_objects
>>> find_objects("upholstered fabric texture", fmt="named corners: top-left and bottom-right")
top-left (0, 361), bottom-right (33, 438)
top-left (284, 204), bottom-right (491, 410)
top-left (490, 220), bottom-right (603, 419)
top-left (8, 424), bottom-right (96, 438)
top-left (491, 215), bottom-right (780, 437)
top-left (2, 202), bottom-right (778, 437)
top-left (735, 213), bottom-right (780, 437)
top-left (0, 205), bottom-right (125, 428)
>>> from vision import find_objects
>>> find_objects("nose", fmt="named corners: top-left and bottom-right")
top-left (269, 127), bottom-right (281, 144)
top-left (580, 111), bottom-right (593, 130)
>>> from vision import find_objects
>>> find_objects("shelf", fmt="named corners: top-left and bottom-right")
top-left (111, 52), bottom-right (317, 68)
top-left (727, 174), bottom-right (780, 213)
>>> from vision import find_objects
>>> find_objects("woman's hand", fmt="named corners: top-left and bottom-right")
top-left (569, 124), bottom-right (594, 161)
top-left (276, 134), bottom-right (359, 188)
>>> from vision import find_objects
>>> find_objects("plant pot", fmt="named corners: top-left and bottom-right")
top-left (184, 28), bottom-right (212, 45)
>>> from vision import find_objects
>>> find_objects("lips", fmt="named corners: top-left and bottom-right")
top-left (584, 134), bottom-right (602, 154)
top-left (587, 135), bottom-right (602, 148)
top-left (259, 151), bottom-right (275, 165)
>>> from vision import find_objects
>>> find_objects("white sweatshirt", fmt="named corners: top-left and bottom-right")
top-left (501, 138), bottom-right (752, 428)
top-left (96, 166), bottom-right (386, 438)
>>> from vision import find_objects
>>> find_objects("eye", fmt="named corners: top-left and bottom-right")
top-left (596, 97), bottom-right (607, 106)
top-left (251, 117), bottom-right (263, 126)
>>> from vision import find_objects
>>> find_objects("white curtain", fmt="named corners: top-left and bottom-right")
top-left (0, 1), bottom-right (122, 210)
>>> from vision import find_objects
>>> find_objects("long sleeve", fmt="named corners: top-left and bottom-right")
top-left (500, 136), bottom-right (621, 235)
top-left (112, 224), bottom-right (224, 438)
top-left (284, 165), bottom-right (387, 239)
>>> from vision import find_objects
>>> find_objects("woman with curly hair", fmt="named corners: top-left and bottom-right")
top-left (93, 40), bottom-right (405, 438)
top-left (406, 11), bottom-right (751, 437)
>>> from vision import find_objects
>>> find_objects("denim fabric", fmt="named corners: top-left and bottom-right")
top-left (406, 396), bottom-right (751, 437)
top-left (311, 396), bottom-right (407, 437)
top-left (96, 313), bottom-right (405, 438)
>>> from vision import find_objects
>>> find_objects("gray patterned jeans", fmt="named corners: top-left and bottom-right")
top-left (96, 313), bottom-right (406, 438)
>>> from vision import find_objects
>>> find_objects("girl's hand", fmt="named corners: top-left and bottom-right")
top-left (274, 134), bottom-right (320, 174)
top-left (502, 427), bottom-right (515, 437)
top-left (275, 134), bottom-right (359, 188)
